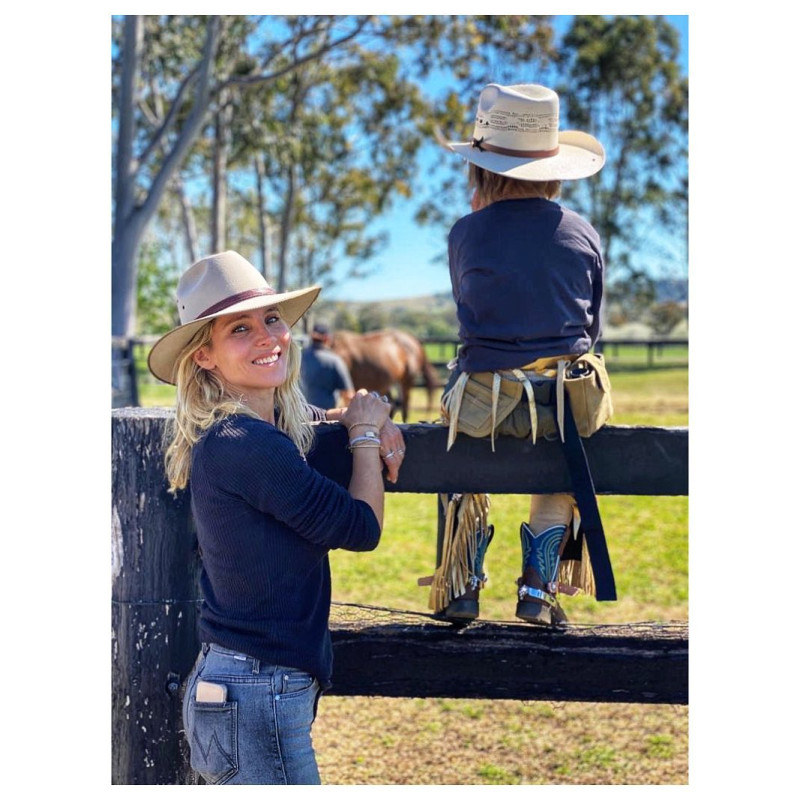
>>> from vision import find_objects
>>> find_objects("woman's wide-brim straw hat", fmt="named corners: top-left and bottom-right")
top-left (438, 83), bottom-right (605, 181)
top-left (147, 251), bottom-right (320, 385)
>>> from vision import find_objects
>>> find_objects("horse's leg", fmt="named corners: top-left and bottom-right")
top-left (388, 387), bottom-right (402, 421)
top-left (400, 378), bottom-right (412, 422)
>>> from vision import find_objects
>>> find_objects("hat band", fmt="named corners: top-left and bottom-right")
top-left (472, 137), bottom-right (560, 159)
top-left (196, 287), bottom-right (276, 319)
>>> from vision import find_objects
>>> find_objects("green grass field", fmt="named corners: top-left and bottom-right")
top-left (136, 354), bottom-right (689, 784)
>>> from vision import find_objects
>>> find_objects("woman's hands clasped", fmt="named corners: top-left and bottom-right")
top-left (341, 390), bottom-right (406, 484)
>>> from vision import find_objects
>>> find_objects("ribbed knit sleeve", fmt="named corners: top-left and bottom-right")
top-left (198, 415), bottom-right (380, 552)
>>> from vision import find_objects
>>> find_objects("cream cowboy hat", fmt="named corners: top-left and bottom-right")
top-left (438, 83), bottom-right (605, 181)
top-left (147, 250), bottom-right (320, 384)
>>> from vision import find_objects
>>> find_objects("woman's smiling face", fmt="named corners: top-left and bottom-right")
top-left (192, 306), bottom-right (292, 399)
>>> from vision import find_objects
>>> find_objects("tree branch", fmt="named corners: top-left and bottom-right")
top-left (137, 97), bottom-right (160, 129)
top-left (137, 16), bottom-right (222, 231)
top-left (137, 63), bottom-right (202, 170)
top-left (114, 15), bottom-right (142, 229)
top-left (216, 15), bottom-right (372, 93)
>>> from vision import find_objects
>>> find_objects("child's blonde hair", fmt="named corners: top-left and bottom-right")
top-left (469, 163), bottom-right (561, 207)
top-left (163, 320), bottom-right (314, 493)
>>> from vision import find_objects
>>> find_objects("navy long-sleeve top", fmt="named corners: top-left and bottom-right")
top-left (448, 197), bottom-right (604, 372)
top-left (189, 412), bottom-right (381, 688)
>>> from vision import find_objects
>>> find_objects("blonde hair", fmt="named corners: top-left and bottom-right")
top-left (469, 163), bottom-right (561, 207)
top-left (164, 320), bottom-right (315, 493)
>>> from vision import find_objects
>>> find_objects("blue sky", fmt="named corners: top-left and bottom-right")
top-left (325, 15), bottom-right (689, 302)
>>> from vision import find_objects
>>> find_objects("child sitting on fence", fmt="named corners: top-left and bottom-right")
top-left (428, 83), bottom-right (616, 626)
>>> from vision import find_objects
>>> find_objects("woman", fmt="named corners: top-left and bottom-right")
top-left (147, 250), bottom-right (405, 784)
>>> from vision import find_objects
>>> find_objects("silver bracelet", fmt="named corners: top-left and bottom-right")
top-left (348, 430), bottom-right (379, 444)
top-left (347, 422), bottom-right (380, 434)
top-left (348, 440), bottom-right (381, 451)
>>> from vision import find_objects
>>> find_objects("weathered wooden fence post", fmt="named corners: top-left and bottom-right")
top-left (112, 408), bottom-right (200, 784)
top-left (111, 337), bottom-right (140, 408)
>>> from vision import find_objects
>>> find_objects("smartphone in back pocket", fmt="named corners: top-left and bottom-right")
top-left (196, 680), bottom-right (227, 703)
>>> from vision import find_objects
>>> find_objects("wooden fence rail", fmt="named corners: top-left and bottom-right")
top-left (111, 408), bottom-right (688, 784)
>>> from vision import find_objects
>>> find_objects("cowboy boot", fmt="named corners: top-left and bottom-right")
top-left (443, 524), bottom-right (494, 621)
top-left (515, 522), bottom-right (569, 626)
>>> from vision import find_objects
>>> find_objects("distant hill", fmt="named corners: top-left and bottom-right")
top-left (315, 280), bottom-right (688, 340)
top-left (321, 279), bottom-right (687, 314)
top-left (318, 291), bottom-right (454, 314)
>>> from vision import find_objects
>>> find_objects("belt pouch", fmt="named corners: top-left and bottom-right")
top-left (563, 353), bottom-right (613, 437)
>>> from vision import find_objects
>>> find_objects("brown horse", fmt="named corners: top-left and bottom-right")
top-left (330, 329), bottom-right (440, 422)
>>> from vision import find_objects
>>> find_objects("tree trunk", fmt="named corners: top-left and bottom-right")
top-left (255, 154), bottom-right (272, 282)
top-left (112, 15), bottom-right (221, 341)
top-left (173, 176), bottom-right (198, 264)
top-left (112, 219), bottom-right (145, 339)
top-left (112, 14), bottom-right (143, 342)
top-left (210, 94), bottom-right (232, 252)
top-left (277, 164), bottom-right (295, 292)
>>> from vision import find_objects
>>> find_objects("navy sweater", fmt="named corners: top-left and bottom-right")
top-left (448, 197), bottom-right (604, 372)
top-left (189, 413), bottom-right (381, 688)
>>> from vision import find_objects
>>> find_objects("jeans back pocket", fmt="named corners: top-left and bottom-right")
top-left (187, 700), bottom-right (239, 785)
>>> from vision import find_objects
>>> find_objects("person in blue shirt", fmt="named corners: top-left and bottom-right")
top-left (301, 322), bottom-right (355, 409)
top-left (148, 251), bottom-right (405, 784)
top-left (430, 83), bottom-right (614, 626)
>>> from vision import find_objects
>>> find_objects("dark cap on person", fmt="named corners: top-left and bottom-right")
top-left (312, 322), bottom-right (331, 339)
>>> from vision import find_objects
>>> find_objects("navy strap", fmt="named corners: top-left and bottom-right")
top-left (558, 394), bottom-right (617, 601)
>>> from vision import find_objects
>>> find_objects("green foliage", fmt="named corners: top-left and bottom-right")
top-left (607, 270), bottom-right (658, 324)
top-left (248, 37), bottom-right (426, 291)
top-left (412, 16), bottom-right (688, 288)
top-left (116, 14), bottom-right (561, 319)
top-left (135, 238), bottom-right (181, 335)
top-left (216, 15), bottom-right (560, 293)
top-left (558, 15), bottom-right (688, 281)
top-left (393, 308), bottom-right (457, 338)
top-left (647, 300), bottom-right (687, 335)
top-left (313, 295), bottom-right (458, 338)
top-left (355, 304), bottom-right (390, 332)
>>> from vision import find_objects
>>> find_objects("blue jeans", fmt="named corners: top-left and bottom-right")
top-left (182, 643), bottom-right (322, 785)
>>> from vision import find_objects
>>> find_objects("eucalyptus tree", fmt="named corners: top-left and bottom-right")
top-left (112, 14), bottom-right (372, 341)
top-left (203, 15), bottom-right (558, 297)
top-left (230, 39), bottom-right (428, 298)
top-left (557, 15), bottom-right (688, 291)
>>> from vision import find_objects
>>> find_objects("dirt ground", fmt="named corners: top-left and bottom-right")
top-left (313, 695), bottom-right (688, 785)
